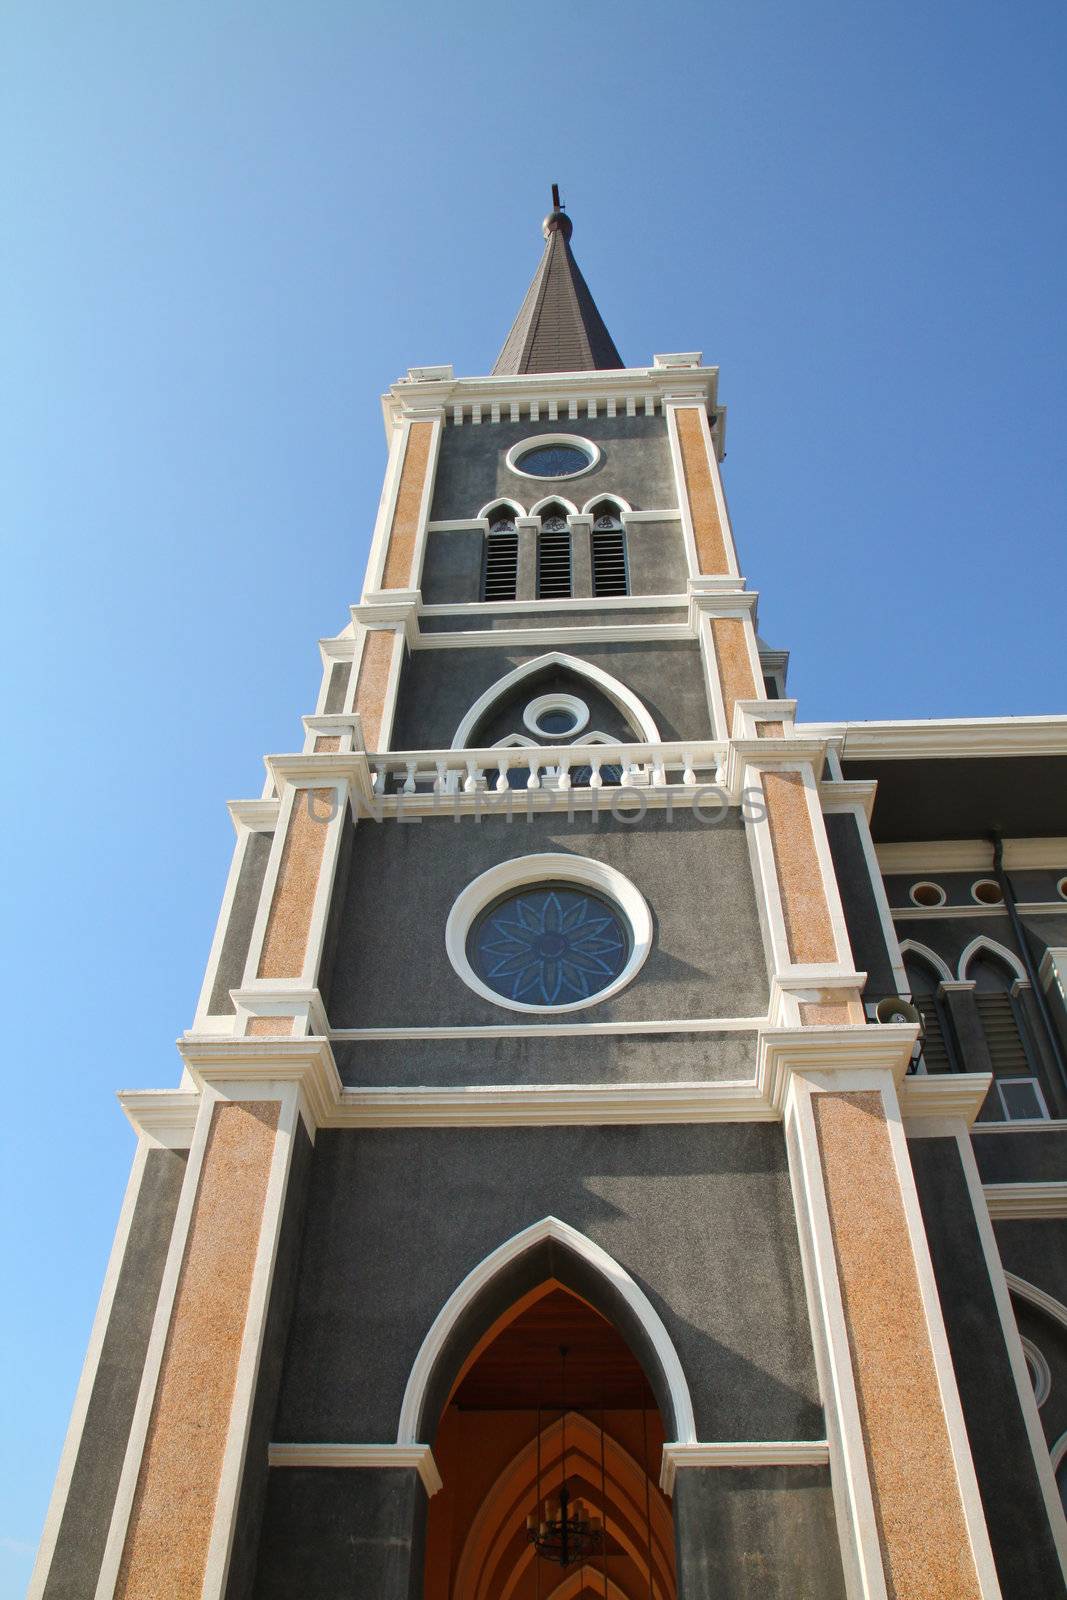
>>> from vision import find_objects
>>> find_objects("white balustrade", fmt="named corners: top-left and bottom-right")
top-left (364, 740), bottom-right (725, 802)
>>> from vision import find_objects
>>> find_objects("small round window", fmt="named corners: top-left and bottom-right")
top-left (470, 884), bottom-right (630, 1008)
top-left (506, 434), bottom-right (599, 480)
top-left (972, 879), bottom-right (1004, 905)
top-left (523, 693), bottom-right (590, 739)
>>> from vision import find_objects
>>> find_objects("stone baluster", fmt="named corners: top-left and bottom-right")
top-left (683, 751), bottom-right (697, 786)
top-left (403, 761), bottom-right (417, 795)
top-left (495, 754), bottom-right (511, 793)
top-left (526, 756), bottom-right (541, 790)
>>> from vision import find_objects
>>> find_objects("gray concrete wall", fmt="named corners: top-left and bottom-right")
top-left (672, 1464), bottom-right (845, 1599)
top-left (429, 413), bottom-right (677, 523)
top-left (325, 808), bottom-right (769, 1031)
top-left (910, 1136), bottom-right (1065, 1599)
top-left (333, 1031), bottom-right (758, 1090)
top-left (252, 1467), bottom-right (426, 1600)
top-left (43, 1146), bottom-right (187, 1600)
top-left (391, 640), bottom-right (711, 751)
top-left (272, 1123), bottom-right (823, 1446)
top-left (418, 605), bottom-right (689, 631)
top-left (824, 812), bottom-right (896, 996)
top-left (208, 831), bottom-right (273, 1016)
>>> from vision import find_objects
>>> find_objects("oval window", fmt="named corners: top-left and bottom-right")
top-left (506, 434), bottom-right (600, 480)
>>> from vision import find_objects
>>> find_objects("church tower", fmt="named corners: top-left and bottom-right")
top-left (31, 194), bottom-right (1067, 1599)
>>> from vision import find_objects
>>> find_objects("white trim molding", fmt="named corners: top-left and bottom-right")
top-left (958, 936), bottom-right (1028, 983)
top-left (985, 1183), bottom-right (1067, 1219)
top-left (444, 853), bottom-right (653, 1016)
top-left (659, 1439), bottom-right (830, 1495)
top-left (451, 651), bottom-right (660, 749)
top-left (396, 1216), bottom-right (696, 1447)
top-left (898, 938), bottom-right (955, 984)
top-left (1005, 1273), bottom-right (1067, 1334)
top-left (267, 1442), bottom-right (442, 1497)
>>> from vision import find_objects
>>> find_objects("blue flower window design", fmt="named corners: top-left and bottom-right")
top-left (516, 444), bottom-right (591, 478)
top-left (471, 885), bottom-right (630, 1007)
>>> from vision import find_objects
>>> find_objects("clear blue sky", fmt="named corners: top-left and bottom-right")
top-left (2, 0), bottom-right (1064, 1588)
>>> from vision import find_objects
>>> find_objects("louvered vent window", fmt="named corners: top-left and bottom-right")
top-left (537, 514), bottom-right (572, 599)
top-left (482, 520), bottom-right (518, 602)
top-left (591, 512), bottom-right (629, 597)
top-left (976, 993), bottom-right (1032, 1077)
top-left (914, 998), bottom-right (952, 1073)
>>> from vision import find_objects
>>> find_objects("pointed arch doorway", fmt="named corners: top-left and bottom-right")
top-left (423, 1281), bottom-right (677, 1600)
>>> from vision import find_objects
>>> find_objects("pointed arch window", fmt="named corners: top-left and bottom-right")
top-left (538, 505), bottom-right (572, 599)
top-left (964, 942), bottom-right (1049, 1120)
top-left (589, 502), bottom-right (629, 597)
top-left (903, 951), bottom-right (957, 1073)
top-left (482, 513), bottom-right (519, 602)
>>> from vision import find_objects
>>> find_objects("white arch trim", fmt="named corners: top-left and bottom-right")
top-left (452, 652), bottom-right (660, 749)
top-left (478, 497), bottom-right (527, 521)
top-left (582, 492), bottom-right (633, 516)
top-left (958, 935), bottom-right (1028, 983)
top-left (1052, 1431), bottom-right (1067, 1476)
top-left (396, 1215), bottom-right (697, 1445)
top-left (530, 494), bottom-right (580, 517)
top-left (899, 939), bottom-right (954, 984)
top-left (1006, 1271), bottom-right (1067, 1335)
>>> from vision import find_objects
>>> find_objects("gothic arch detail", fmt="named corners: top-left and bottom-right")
top-left (899, 939), bottom-right (954, 985)
top-left (451, 652), bottom-right (660, 749)
top-left (396, 1216), bottom-right (696, 1446)
top-left (582, 492), bottom-right (632, 516)
top-left (479, 496), bottom-right (527, 521)
top-left (957, 935), bottom-right (1028, 984)
top-left (530, 494), bottom-right (580, 517)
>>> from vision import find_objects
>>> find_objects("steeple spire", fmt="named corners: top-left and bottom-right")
top-left (492, 186), bottom-right (624, 376)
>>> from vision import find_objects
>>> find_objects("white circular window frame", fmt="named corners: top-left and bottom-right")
top-left (505, 433), bottom-right (601, 482)
top-left (523, 693), bottom-right (590, 740)
top-left (445, 853), bottom-right (652, 1015)
top-left (971, 878), bottom-right (1004, 906)
top-left (909, 880), bottom-right (947, 908)
top-left (1057, 875), bottom-right (1067, 901)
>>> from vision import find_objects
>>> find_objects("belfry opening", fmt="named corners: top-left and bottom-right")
top-left (423, 1282), bottom-right (676, 1600)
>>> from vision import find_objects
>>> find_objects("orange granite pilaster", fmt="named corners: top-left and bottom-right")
top-left (762, 768), bottom-right (838, 965)
top-left (710, 617), bottom-right (758, 735)
top-left (353, 629), bottom-right (396, 751)
top-left (812, 1091), bottom-right (984, 1599)
top-left (115, 1100), bottom-right (280, 1600)
top-left (381, 420), bottom-right (434, 589)
top-left (675, 407), bottom-right (730, 573)
top-left (256, 789), bottom-right (335, 980)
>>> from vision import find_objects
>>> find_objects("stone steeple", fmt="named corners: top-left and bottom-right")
top-left (492, 186), bottom-right (624, 376)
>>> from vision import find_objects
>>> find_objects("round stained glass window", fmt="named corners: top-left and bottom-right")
top-left (469, 884), bottom-right (630, 1008)
top-left (516, 444), bottom-right (591, 477)
top-left (505, 434), bottom-right (600, 480)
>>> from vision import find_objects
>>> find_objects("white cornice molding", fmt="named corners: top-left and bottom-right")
top-left (178, 1037), bottom-right (342, 1132)
top-left (984, 1182), bottom-right (1067, 1219)
top-left (818, 780), bottom-right (878, 822)
top-left (898, 1073), bottom-right (993, 1125)
top-left (892, 902), bottom-right (1067, 921)
top-left (328, 1016), bottom-right (767, 1041)
top-left (227, 799), bottom-right (280, 833)
top-left (118, 1091), bottom-right (201, 1149)
top-left (267, 1443), bottom-right (442, 1496)
top-left (659, 1439), bottom-right (830, 1495)
top-left (331, 1081), bottom-right (778, 1128)
top-left (351, 594), bottom-right (420, 648)
top-left (877, 838), bottom-right (1067, 873)
top-left (756, 1024), bottom-right (917, 1112)
top-left (800, 716), bottom-right (1067, 761)
top-left (384, 363), bottom-right (720, 428)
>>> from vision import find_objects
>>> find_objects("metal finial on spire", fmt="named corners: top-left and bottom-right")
top-left (492, 188), bottom-right (624, 374)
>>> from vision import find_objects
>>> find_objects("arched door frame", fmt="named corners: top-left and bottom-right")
top-left (397, 1216), bottom-right (696, 1447)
